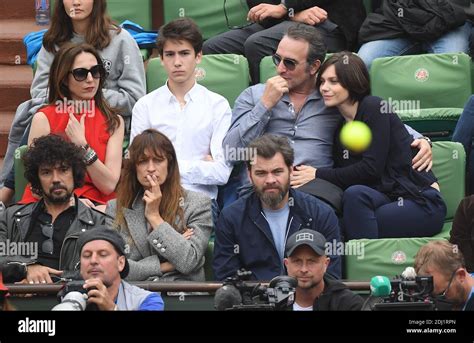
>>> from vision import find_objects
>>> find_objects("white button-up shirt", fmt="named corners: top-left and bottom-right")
top-left (131, 82), bottom-right (232, 199)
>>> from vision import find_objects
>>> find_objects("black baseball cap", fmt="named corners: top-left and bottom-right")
top-left (77, 226), bottom-right (129, 278)
top-left (285, 229), bottom-right (327, 257)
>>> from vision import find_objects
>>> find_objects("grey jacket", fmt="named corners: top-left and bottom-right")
top-left (106, 190), bottom-right (212, 282)
top-left (0, 198), bottom-right (106, 272)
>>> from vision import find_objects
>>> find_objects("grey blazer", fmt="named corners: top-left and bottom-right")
top-left (106, 190), bottom-right (212, 281)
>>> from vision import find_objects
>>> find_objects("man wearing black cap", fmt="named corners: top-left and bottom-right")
top-left (77, 227), bottom-right (164, 311)
top-left (284, 229), bottom-right (363, 311)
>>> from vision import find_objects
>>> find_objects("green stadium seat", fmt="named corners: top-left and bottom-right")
top-left (370, 53), bottom-right (472, 139)
top-left (163, 0), bottom-right (249, 40)
top-left (14, 145), bottom-right (28, 203)
top-left (344, 141), bottom-right (466, 281)
top-left (146, 54), bottom-right (250, 107)
top-left (259, 55), bottom-right (277, 82)
top-left (396, 108), bottom-right (463, 141)
top-left (204, 240), bottom-right (214, 281)
top-left (371, 53), bottom-right (471, 109)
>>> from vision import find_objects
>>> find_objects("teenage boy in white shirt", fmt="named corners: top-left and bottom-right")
top-left (131, 18), bottom-right (232, 216)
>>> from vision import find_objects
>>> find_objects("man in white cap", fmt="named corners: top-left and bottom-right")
top-left (284, 229), bottom-right (363, 311)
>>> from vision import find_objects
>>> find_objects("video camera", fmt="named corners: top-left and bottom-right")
top-left (369, 268), bottom-right (437, 311)
top-left (214, 269), bottom-right (297, 311)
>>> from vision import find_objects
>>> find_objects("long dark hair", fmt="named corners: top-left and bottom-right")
top-left (43, 0), bottom-right (120, 53)
top-left (114, 129), bottom-right (185, 232)
top-left (47, 42), bottom-right (120, 133)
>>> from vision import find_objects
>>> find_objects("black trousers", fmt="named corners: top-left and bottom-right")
top-left (202, 20), bottom-right (346, 84)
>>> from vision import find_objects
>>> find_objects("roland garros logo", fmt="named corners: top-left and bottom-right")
top-left (195, 67), bottom-right (206, 81)
top-left (414, 68), bottom-right (429, 82)
top-left (391, 250), bottom-right (407, 264)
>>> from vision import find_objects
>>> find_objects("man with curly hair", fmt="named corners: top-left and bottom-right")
top-left (0, 135), bottom-right (106, 284)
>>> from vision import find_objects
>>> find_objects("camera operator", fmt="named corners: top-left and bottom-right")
top-left (414, 240), bottom-right (474, 311)
top-left (284, 229), bottom-right (363, 311)
top-left (77, 227), bottom-right (164, 310)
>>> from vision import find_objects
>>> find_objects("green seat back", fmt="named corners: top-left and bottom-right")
top-left (51, 0), bottom-right (152, 29)
top-left (163, 0), bottom-right (248, 40)
top-left (259, 55), bottom-right (277, 82)
top-left (344, 141), bottom-right (466, 281)
top-left (371, 53), bottom-right (472, 109)
top-left (146, 54), bottom-right (250, 107)
top-left (204, 240), bottom-right (214, 281)
top-left (14, 145), bottom-right (28, 203)
top-left (396, 108), bottom-right (463, 141)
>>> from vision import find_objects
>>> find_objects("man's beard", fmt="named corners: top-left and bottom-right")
top-left (44, 184), bottom-right (73, 204)
top-left (298, 278), bottom-right (319, 290)
top-left (451, 282), bottom-right (469, 310)
top-left (255, 180), bottom-right (290, 209)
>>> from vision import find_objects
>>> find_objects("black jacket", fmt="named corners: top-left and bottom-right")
top-left (313, 274), bottom-right (364, 311)
top-left (246, 0), bottom-right (367, 50)
top-left (317, 96), bottom-right (439, 204)
top-left (450, 195), bottom-right (474, 273)
top-left (0, 197), bottom-right (106, 274)
top-left (359, 0), bottom-right (466, 44)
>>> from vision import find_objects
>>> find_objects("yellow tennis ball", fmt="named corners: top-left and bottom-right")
top-left (340, 120), bottom-right (372, 153)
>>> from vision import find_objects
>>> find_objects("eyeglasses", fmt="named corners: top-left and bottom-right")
top-left (41, 223), bottom-right (54, 255)
top-left (437, 269), bottom-right (458, 298)
top-left (272, 53), bottom-right (300, 71)
top-left (70, 64), bottom-right (106, 82)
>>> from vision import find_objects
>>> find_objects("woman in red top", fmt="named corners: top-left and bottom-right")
top-left (23, 42), bottom-right (124, 209)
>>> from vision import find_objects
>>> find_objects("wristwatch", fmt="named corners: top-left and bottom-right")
top-left (421, 136), bottom-right (433, 148)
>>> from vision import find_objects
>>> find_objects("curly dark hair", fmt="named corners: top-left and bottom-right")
top-left (23, 135), bottom-right (87, 195)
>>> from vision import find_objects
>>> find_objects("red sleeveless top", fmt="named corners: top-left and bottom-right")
top-left (20, 103), bottom-right (116, 204)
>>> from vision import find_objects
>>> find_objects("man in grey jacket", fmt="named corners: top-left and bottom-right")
top-left (0, 135), bottom-right (105, 284)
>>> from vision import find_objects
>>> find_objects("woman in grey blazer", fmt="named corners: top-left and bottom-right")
top-left (106, 129), bottom-right (212, 281)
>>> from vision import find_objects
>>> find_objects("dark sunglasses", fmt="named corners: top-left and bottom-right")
top-left (272, 53), bottom-right (300, 71)
top-left (41, 223), bottom-right (54, 255)
top-left (70, 64), bottom-right (106, 82)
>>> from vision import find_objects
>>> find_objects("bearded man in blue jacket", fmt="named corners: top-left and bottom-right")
top-left (213, 134), bottom-right (341, 281)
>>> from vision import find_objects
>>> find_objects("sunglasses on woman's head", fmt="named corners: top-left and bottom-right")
top-left (70, 64), bottom-right (106, 82)
top-left (272, 53), bottom-right (300, 71)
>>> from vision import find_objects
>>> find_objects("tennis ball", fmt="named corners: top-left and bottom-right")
top-left (340, 120), bottom-right (372, 153)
